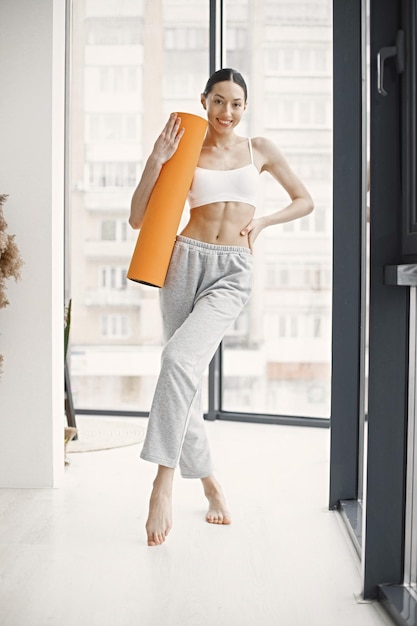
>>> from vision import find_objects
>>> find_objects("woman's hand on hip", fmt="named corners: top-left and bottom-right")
top-left (240, 218), bottom-right (265, 251)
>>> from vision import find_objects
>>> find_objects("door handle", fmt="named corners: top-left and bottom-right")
top-left (377, 30), bottom-right (405, 96)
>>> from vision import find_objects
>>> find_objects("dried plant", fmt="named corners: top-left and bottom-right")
top-left (0, 194), bottom-right (23, 374)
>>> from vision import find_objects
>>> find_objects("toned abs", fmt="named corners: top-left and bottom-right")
top-left (181, 201), bottom-right (255, 247)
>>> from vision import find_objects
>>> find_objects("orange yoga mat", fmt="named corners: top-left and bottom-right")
top-left (127, 112), bottom-right (208, 288)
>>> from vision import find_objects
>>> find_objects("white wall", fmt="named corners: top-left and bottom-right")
top-left (0, 0), bottom-right (66, 487)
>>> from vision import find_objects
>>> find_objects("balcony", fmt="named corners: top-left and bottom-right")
top-left (84, 190), bottom-right (133, 211)
top-left (84, 288), bottom-right (141, 307)
top-left (84, 240), bottom-right (135, 259)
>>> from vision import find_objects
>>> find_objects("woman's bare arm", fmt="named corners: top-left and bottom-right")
top-left (241, 136), bottom-right (314, 248)
top-left (258, 136), bottom-right (314, 224)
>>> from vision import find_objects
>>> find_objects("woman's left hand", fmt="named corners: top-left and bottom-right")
top-left (240, 218), bottom-right (265, 251)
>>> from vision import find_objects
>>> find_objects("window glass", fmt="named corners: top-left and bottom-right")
top-left (222, 0), bottom-right (333, 418)
top-left (68, 0), bottom-right (209, 411)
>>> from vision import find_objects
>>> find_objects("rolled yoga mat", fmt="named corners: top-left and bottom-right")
top-left (127, 112), bottom-right (208, 288)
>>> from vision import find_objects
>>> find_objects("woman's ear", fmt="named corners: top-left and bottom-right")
top-left (200, 94), bottom-right (207, 110)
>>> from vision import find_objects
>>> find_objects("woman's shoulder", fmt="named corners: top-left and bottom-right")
top-left (250, 136), bottom-right (285, 169)
top-left (251, 136), bottom-right (279, 152)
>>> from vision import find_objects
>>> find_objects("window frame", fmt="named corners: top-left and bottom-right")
top-left (402, 1), bottom-right (417, 258)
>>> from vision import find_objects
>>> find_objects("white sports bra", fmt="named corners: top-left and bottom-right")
top-left (188, 138), bottom-right (259, 209)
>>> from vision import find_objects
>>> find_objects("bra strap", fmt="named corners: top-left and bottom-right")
top-left (248, 137), bottom-right (254, 164)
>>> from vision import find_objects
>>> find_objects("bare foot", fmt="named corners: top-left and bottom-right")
top-left (202, 476), bottom-right (231, 525)
top-left (146, 466), bottom-right (174, 546)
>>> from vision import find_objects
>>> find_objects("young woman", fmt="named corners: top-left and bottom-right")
top-left (129, 68), bottom-right (314, 546)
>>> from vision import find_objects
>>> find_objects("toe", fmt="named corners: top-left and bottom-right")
top-left (148, 531), bottom-right (163, 546)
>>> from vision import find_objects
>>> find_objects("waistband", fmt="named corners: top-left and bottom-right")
top-left (175, 235), bottom-right (252, 256)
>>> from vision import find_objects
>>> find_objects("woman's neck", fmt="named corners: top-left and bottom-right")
top-left (204, 129), bottom-right (244, 150)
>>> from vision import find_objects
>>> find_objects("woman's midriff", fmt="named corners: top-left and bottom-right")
top-left (180, 202), bottom-right (255, 247)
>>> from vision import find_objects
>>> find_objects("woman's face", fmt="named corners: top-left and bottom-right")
top-left (201, 80), bottom-right (247, 133)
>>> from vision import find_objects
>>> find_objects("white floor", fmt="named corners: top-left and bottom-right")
top-left (0, 419), bottom-right (395, 626)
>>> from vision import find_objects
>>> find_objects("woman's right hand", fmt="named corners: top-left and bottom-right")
top-left (129, 114), bottom-right (185, 229)
top-left (152, 113), bottom-right (185, 165)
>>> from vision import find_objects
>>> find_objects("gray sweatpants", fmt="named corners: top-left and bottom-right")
top-left (140, 235), bottom-right (253, 478)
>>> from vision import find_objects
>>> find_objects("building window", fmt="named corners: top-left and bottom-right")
top-left (270, 311), bottom-right (326, 340)
top-left (281, 206), bottom-right (328, 234)
top-left (288, 154), bottom-right (331, 180)
top-left (266, 262), bottom-right (331, 290)
top-left (266, 97), bottom-right (330, 128)
top-left (227, 28), bottom-right (248, 50)
top-left (265, 46), bottom-right (331, 75)
top-left (165, 28), bottom-right (208, 50)
top-left (87, 114), bottom-right (139, 141)
top-left (100, 314), bottom-right (130, 338)
top-left (86, 18), bottom-right (142, 45)
top-left (100, 266), bottom-right (127, 290)
top-left (98, 66), bottom-right (139, 93)
top-left (101, 220), bottom-right (116, 241)
top-left (312, 315), bottom-right (322, 338)
top-left (304, 265), bottom-right (331, 290)
top-left (265, 2), bottom-right (330, 24)
top-left (163, 72), bottom-right (202, 98)
top-left (101, 220), bottom-right (128, 241)
top-left (88, 162), bottom-right (138, 188)
top-left (277, 314), bottom-right (299, 338)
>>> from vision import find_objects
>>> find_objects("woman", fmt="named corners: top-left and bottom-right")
top-left (129, 68), bottom-right (314, 546)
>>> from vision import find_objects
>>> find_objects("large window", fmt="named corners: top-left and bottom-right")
top-left (68, 0), bottom-right (209, 411)
top-left (68, 0), bottom-right (332, 420)
top-left (221, 0), bottom-right (332, 418)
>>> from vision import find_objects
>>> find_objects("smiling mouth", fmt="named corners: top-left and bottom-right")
top-left (217, 119), bottom-right (233, 126)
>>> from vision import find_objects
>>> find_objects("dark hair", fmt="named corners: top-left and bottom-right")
top-left (203, 68), bottom-right (248, 102)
